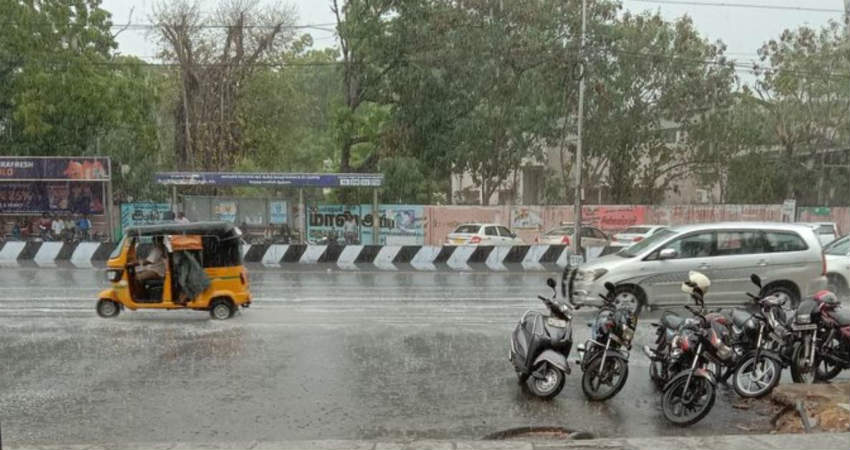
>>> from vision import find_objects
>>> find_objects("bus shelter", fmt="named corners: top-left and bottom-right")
top-left (0, 156), bottom-right (114, 240)
top-left (154, 172), bottom-right (384, 244)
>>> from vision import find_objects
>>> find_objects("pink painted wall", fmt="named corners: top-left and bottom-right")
top-left (424, 204), bottom-right (791, 245)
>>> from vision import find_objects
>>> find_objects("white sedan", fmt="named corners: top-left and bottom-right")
top-left (445, 223), bottom-right (524, 246)
top-left (612, 225), bottom-right (668, 246)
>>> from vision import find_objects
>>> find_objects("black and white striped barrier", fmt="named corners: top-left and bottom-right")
top-left (0, 241), bottom-right (612, 271)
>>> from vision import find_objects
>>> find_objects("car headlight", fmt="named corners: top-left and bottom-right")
top-left (576, 268), bottom-right (608, 282)
top-left (106, 269), bottom-right (123, 282)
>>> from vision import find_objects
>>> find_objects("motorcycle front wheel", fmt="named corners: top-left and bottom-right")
top-left (733, 355), bottom-right (781, 398)
top-left (526, 362), bottom-right (565, 400)
top-left (662, 375), bottom-right (716, 427)
top-left (581, 355), bottom-right (629, 401)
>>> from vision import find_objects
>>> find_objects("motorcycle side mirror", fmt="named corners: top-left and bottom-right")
top-left (750, 274), bottom-right (762, 288)
top-left (604, 282), bottom-right (616, 292)
top-left (546, 278), bottom-right (557, 290)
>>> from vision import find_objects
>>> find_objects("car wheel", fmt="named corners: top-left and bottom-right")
top-left (762, 285), bottom-right (798, 310)
top-left (209, 298), bottom-right (234, 320)
top-left (613, 285), bottom-right (644, 316)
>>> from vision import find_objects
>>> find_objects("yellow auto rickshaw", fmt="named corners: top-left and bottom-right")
top-left (96, 222), bottom-right (251, 320)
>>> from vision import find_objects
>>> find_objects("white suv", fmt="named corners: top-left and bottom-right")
top-left (569, 222), bottom-right (828, 314)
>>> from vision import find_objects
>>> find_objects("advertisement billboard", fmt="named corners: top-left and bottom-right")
top-left (0, 157), bottom-right (110, 180)
top-left (0, 181), bottom-right (104, 214)
top-left (307, 204), bottom-right (425, 245)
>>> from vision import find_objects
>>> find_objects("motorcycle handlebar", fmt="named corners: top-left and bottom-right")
top-left (684, 304), bottom-right (702, 316)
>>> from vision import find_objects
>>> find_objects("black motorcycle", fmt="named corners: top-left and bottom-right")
top-left (729, 275), bottom-right (787, 398)
top-left (509, 278), bottom-right (573, 399)
top-left (644, 285), bottom-right (723, 388)
top-left (573, 281), bottom-right (636, 401)
top-left (661, 300), bottom-right (735, 426)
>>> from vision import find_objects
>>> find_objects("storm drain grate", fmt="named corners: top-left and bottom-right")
top-left (482, 426), bottom-right (594, 441)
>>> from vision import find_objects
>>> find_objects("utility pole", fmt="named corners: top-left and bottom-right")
top-left (573, 0), bottom-right (587, 257)
top-left (845, 0), bottom-right (850, 207)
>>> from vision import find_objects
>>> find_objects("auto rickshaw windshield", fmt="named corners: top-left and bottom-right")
top-left (110, 236), bottom-right (127, 260)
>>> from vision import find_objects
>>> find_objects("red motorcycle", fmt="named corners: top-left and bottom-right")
top-left (790, 290), bottom-right (850, 383)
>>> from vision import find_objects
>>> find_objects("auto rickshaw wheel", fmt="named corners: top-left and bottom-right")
top-left (96, 299), bottom-right (120, 318)
top-left (210, 298), bottom-right (235, 320)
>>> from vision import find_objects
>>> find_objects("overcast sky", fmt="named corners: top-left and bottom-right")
top-left (103, 0), bottom-right (841, 74)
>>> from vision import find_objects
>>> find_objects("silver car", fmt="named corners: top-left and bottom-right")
top-left (570, 222), bottom-right (827, 314)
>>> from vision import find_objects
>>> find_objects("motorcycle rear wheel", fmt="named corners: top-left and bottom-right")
top-left (662, 375), bottom-right (716, 427)
top-left (790, 343), bottom-right (816, 384)
top-left (815, 338), bottom-right (844, 381)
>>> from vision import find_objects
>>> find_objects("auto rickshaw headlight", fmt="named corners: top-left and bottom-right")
top-left (106, 269), bottom-right (123, 282)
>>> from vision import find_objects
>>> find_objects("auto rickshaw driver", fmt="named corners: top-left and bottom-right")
top-left (135, 236), bottom-right (167, 293)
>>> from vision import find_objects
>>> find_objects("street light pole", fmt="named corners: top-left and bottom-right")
top-left (573, 0), bottom-right (587, 257)
top-left (844, 0), bottom-right (850, 206)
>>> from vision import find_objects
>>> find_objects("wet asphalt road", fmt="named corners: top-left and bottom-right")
top-left (2, 267), bottom-right (844, 444)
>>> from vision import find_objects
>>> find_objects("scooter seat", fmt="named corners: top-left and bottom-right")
top-left (661, 311), bottom-right (684, 330)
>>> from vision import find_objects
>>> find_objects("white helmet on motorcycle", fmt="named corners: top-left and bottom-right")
top-left (681, 271), bottom-right (711, 296)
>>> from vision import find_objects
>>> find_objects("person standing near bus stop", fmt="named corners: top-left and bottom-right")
top-left (343, 211), bottom-right (358, 245)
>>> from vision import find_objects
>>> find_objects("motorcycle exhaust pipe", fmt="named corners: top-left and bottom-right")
top-left (642, 345), bottom-right (658, 360)
top-left (576, 343), bottom-right (586, 365)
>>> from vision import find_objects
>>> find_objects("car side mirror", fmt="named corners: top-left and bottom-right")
top-left (750, 274), bottom-right (762, 288)
top-left (659, 248), bottom-right (678, 260)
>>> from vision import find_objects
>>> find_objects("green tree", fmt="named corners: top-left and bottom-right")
top-left (239, 44), bottom-right (341, 173)
top-left (583, 12), bottom-right (736, 204)
top-left (0, 0), bottom-right (163, 200)
top-left (753, 21), bottom-right (850, 202)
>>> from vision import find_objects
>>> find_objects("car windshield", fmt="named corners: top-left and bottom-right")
top-left (824, 235), bottom-right (849, 255)
top-left (454, 225), bottom-right (480, 234)
top-left (817, 224), bottom-right (835, 234)
top-left (622, 226), bottom-right (650, 234)
top-left (545, 226), bottom-right (573, 236)
top-left (618, 228), bottom-right (677, 257)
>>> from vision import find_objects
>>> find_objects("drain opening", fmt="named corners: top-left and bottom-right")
top-left (482, 426), bottom-right (595, 441)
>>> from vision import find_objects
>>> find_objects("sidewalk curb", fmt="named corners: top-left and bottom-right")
top-left (7, 433), bottom-right (850, 450)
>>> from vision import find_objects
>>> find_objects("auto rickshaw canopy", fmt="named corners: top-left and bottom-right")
top-left (123, 221), bottom-right (242, 241)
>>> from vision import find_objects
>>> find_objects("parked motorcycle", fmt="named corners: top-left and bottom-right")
top-left (509, 278), bottom-right (573, 399)
top-left (658, 272), bottom-right (737, 426)
top-left (573, 279), bottom-right (637, 401)
top-left (644, 273), bottom-right (730, 389)
top-left (790, 290), bottom-right (850, 383)
top-left (729, 274), bottom-right (787, 398)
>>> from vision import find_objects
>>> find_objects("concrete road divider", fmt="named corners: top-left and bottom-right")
top-left (0, 240), bottom-right (613, 271)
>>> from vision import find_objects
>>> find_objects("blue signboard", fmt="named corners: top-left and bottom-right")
top-left (155, 172), bottom-right (383, 188)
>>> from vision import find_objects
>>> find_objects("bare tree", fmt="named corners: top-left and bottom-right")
top-left (153, 0), bottom-right (297, 170)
